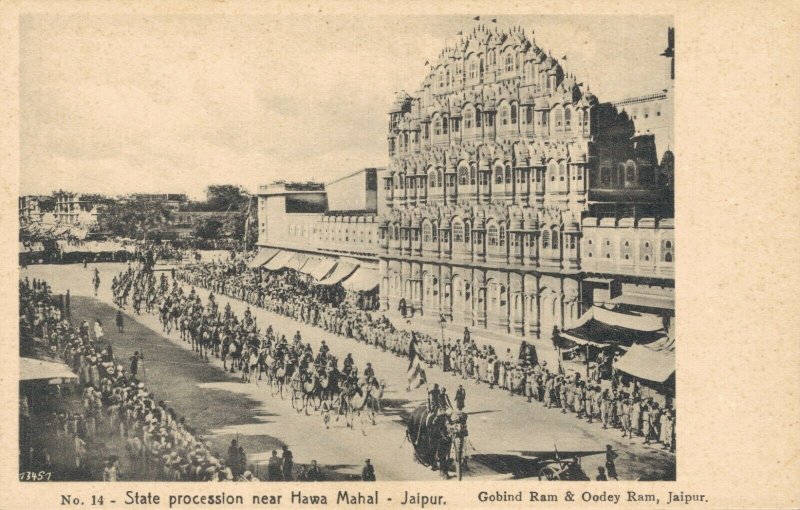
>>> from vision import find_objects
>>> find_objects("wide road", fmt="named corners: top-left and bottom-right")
top-left (23, 263), bottom-right (675, 481)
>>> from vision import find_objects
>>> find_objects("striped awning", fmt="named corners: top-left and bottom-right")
top-left (318, 262), bottom-right (358, 285)
top-left (247, 247), bottom-right (279, 268)
top-left (341, 267), bottom-right (380, 292)
top-left (263, 250), bottom-right (293, 271)
top-left (309, 258), bottom-right (337, 281)
top-left (284, 253), bottom-right (309, 271)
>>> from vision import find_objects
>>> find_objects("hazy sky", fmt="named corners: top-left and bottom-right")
top-left (21, 14), bottom-right (671, 199)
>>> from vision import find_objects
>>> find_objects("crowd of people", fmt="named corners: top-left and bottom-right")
top-left (22, 277), bottom-right (339, 481)
top-left (173, 259), bottom-right (676, 452)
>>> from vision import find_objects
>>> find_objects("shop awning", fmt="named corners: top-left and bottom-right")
top-left (318, 262), bottom-right (358, 285)
top-left (20, 357), bottom-right (78, 382)
top-left (341, 267), bottom-right (380, 292)
top-left (559, 306), bottom-right (666, 349)
top-left (284, 253), bottom-right (309, 271)
top-left (610, 293), bottom-right (675, 311)
top-left (247, 247), bottom-right (279, 268)
top-left (263, 250), bottom-right (293, 271)
top-left (614, 336), bottom-right (675, 383)
top-left (298, 257), bottom-right (322, 275)
top-left (309, 258), bottom-right (337, 281)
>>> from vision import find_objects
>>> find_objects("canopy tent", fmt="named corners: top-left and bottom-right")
top-left (309, 258), bottom-right (337, 281)
top-left (58, 240), bottom-right (127, 254)
top-left (298, 256), bottom-right (322, 275)
top-left (317, 262), bottom-right (358, 286)
top-left (614, 336), bottom-right (675, 383)
top-left (559, 306), bottom-right (666, 350)
top-left (263, 250), bottom-right (293, 271)
top-left (284, 253), bottom-right (309, 271)
top-left (247, 247), bottom-right (279, 268)
top-left (340, 267), bottom-right (380, 292)
top-left (20, 357), bottom-right (77, 382)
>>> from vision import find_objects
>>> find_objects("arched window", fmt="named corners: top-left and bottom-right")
top-left (488, 225), bottom-right (499, 246)
top-left (565, 109), bottom-right (571, 128)
top-left (442, 115), bottom-right (449, 135)
top-left (510, 104), bottom-right (518, 124)
top-left (469, 61), bottom-right (477, 79)
top-left (438, 71), bottom-right (445, 88)
top-left (499, 226), bottom-right (506, 246)
top-left (393, 225), bottom-right (399, 239)
top-left (452, 221), bottom-right (464, 242)
top-left (476, 107), bottom-right (482, 127)
top-left (464, 109), bottom-right (474, 129)
top-left (428, 170), bottom-right (437, 188)
top-left (541, 110), bottom-right (548, 127)
top-left (399, 173), bottom-right (405, 189)
top-left (494, 167), bottom-right (503, 184)
top-left (437, 169), bottom-right (443, 188)
top-left (422, 223), bottom-right (431, 243)
top-left (625, 161), bottom-right (637, 186)
top-left (551, 228), bottom-right (559, 250)
top-left (433, 117), bottom-right (441, 136)
top-left (525, 106), bottom-right (533, 124)
top-left (505, 53), bottom-right (514, 72)
top-left (499, 106), bottom-right (509, 126)
top-left (458, 167), bottom-right (469, 186)
top-left (470, 166), bottom-right (477, 185)
top-left (432, 222), bottom-right (438, 242)
top-left (542, 230), bottom-right (550, 249)
top-left (464, 220), bottom-right (471, 243)
top-left (661, 239), bottom-right (674, 262)
top-left (555, 109), bottom-right (564, 129)
top-left (549, 162), bottom-right (558, 182)
top-left (505, 166), bottom-right (512, 183)
top-left (559, 162), bottom-right (567, 182)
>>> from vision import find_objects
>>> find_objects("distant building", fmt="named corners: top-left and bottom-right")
top-left (52, 192), bottom-right (102, 228)
top-left (18, 196), bottom-right (43, 224)
top-left (256, 172), bottom-right (384, 261)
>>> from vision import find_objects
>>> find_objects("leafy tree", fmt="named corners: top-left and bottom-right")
top-left (103, 197), bottom-right (173, 240)
top-left (193, 217), bottom-right (224, 239)
top-left (206, 184), bottom-right (248, 212)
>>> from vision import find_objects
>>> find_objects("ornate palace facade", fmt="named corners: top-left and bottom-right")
top-left (376, 25), bottom-right (674, 338)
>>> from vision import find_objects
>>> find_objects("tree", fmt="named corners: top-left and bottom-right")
top-left (206, 185), bottom-right (248, 212)
top-left (193, 217), bottom-right (224, 239)
top-left (104, 197), bottom-right (173, 239)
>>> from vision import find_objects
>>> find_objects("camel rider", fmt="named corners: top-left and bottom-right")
top-left (364, 362), bottom-right (375, 381)
top-left (343, 354), bottom-right (354, 375)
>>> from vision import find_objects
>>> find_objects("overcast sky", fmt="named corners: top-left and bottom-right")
top-left (21, 14), bottom-right (671, 199)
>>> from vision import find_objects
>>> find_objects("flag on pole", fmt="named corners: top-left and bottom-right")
top-left (473, 16), bottom-right (480, 21)
top-left (407, 333), bottom-right (427, 390)
top-left (491, 18), bottom-right (497, 23)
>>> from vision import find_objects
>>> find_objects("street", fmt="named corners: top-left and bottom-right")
top-left (23, 262), bottom-right (676, 481)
